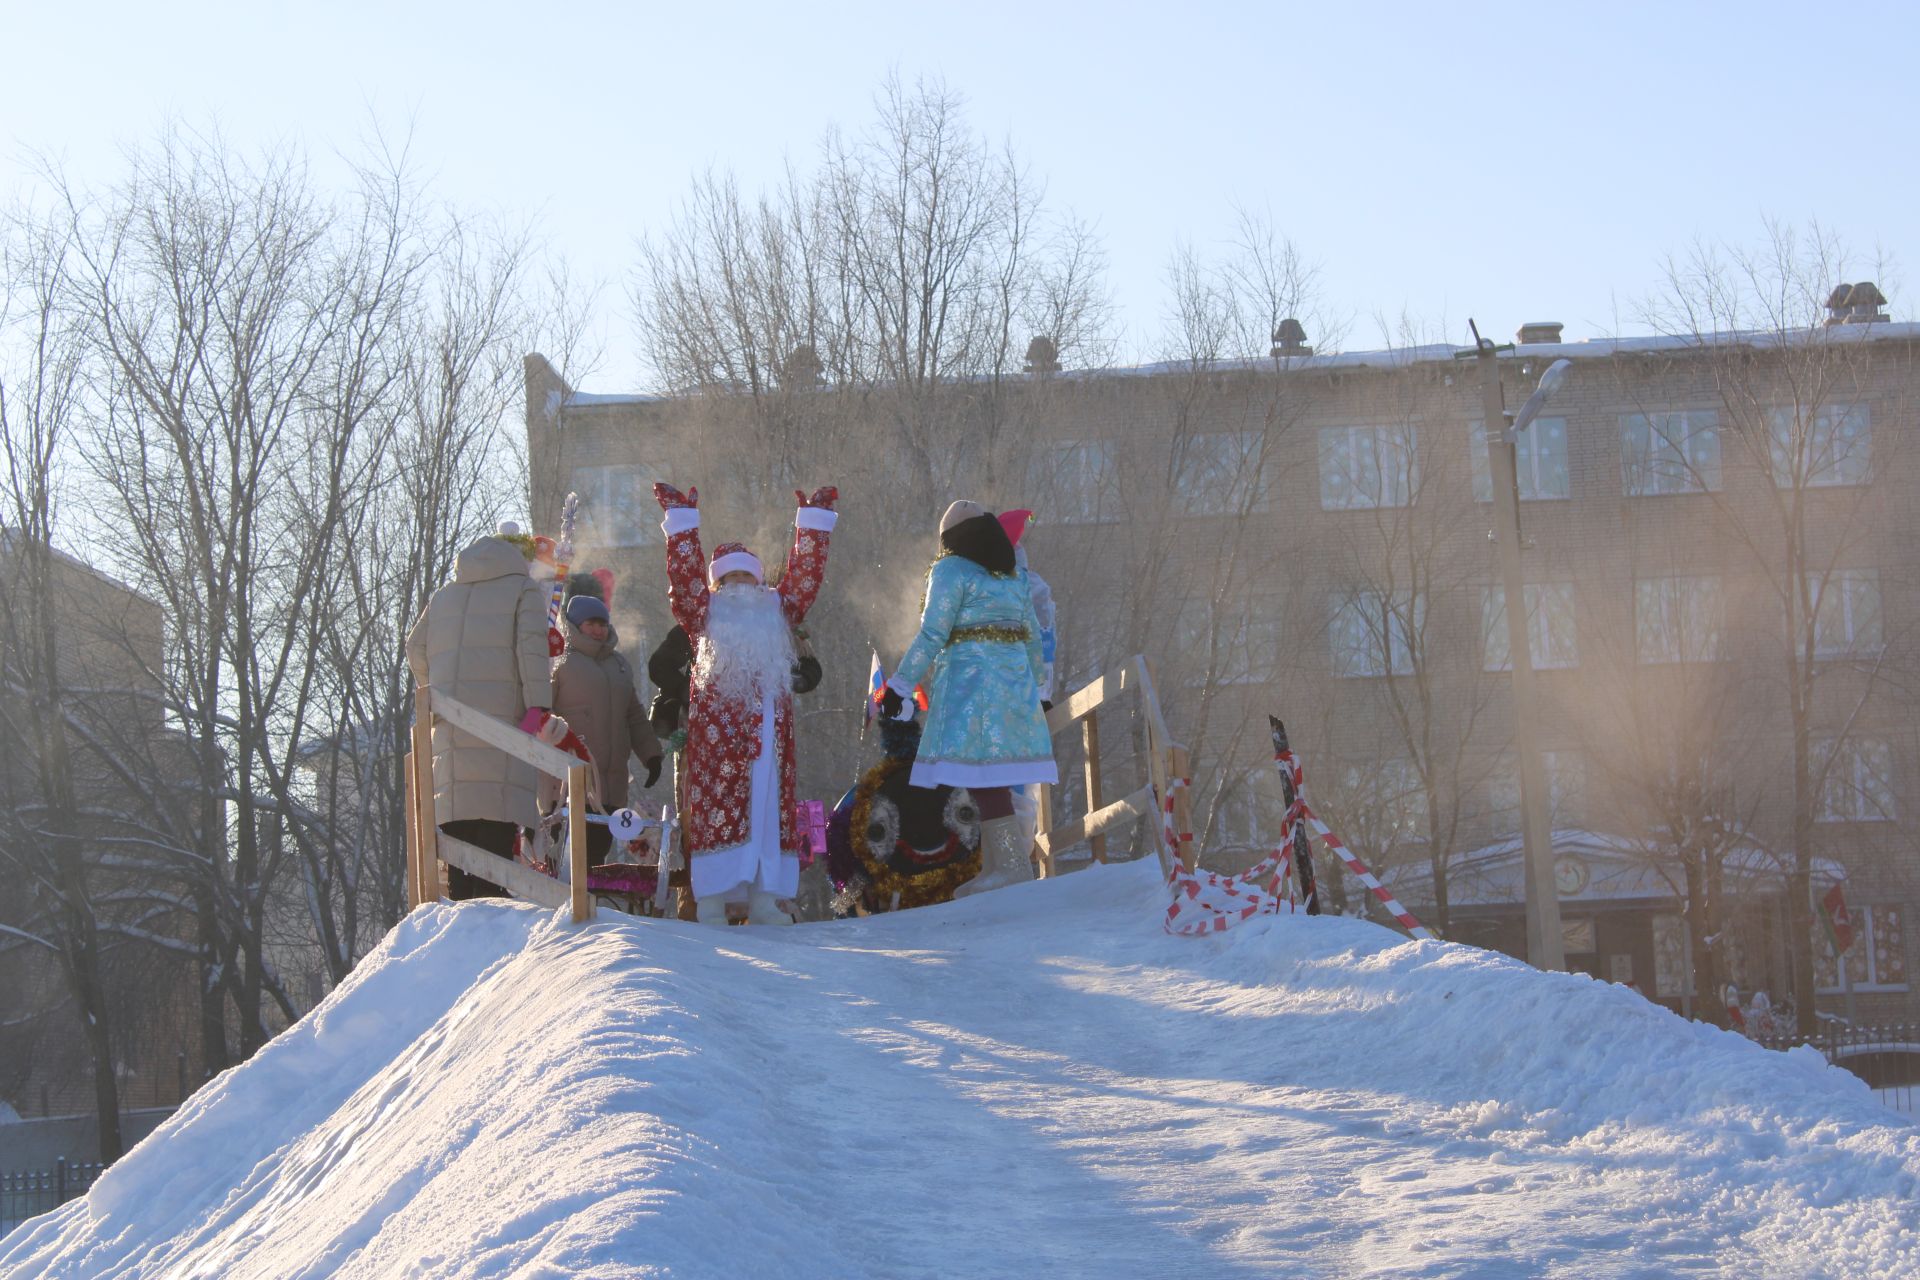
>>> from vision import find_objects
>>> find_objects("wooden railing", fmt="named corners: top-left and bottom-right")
top-left (405, 686), bottom-right (594, 922)
top-left (1032, 655), bottom-right (1194, 879)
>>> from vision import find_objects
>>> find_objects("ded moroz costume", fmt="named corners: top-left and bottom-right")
top-left (655, 481), bottom-right (838, 925)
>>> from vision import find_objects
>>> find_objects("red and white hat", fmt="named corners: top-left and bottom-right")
top-left (708, 541), bottom-right (763, 586)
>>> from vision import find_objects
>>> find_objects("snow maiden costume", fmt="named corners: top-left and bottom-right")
top-left (654, 482), bottom-right (838, 925)
top-left (884, 500), bottom-right (1058, 897)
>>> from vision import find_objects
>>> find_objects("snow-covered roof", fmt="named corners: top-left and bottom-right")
top-left (1103, 320), bottom-right (1920, 381)
top-left (557, 320), bottom-right (1920, 405)
top-left (562, 390), bottom-right (667, 408)
top-left (0, 527), bottom-right (158, 606)
top-left (1385, 827), bottom-right (1846, 910)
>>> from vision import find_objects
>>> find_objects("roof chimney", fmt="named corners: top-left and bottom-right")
top-left (779, 343), bottom-right (822, 388)
top-left (1024, 335), bottom-right (1061, 375)
top-left (1270, 318), bottom-right (1312, 358)
top-left (1825, 282), bottom-right (1889, 327)
top-left (1515, 321), bottom-right (1564, 345)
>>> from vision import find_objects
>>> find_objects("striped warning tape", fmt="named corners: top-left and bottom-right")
top-left (1275, 748), bottom-right (1434, 941)
top-left (1163, 776), bottom-right (1303, 936)
top-left (1160, 743), bottom-right (1434, 942)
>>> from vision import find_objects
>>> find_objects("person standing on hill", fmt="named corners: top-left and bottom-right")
top-left (654, 481), bottom-right (839, 926)
top-left (406, 526), bottom-right (554, 899)
top-left (650, 582), bottom-right (825, 922)
top-left (546, 588), bottom-right (664, 863)
top-left (881, 500), bottom-right (1058, 898)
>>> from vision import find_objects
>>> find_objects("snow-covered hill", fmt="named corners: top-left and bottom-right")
top-left (5, 861), bottom-right (1918, 1278)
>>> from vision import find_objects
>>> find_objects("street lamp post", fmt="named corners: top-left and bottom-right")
top-left (1466, 325), bottom-right (1571, 970)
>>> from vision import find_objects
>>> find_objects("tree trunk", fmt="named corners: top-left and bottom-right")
top-left (1790, 728), bottom-right (1817, 1037)
top-left (1684, 851), bottom-right (1723, 1027)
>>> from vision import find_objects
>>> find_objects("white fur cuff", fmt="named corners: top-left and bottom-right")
top-left (662, 508), bottom-right (701, 536)
top-left (795, 507), bottom-right (838, 532)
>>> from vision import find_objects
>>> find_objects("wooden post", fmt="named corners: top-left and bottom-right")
top-left (1034, 782), bottom-right (1055, 878)
top-left (568, 764), bottom-right (592, 923)
top-left (1083, 711), bottom-right (1107, 864)
top-left (1169, 744), bottom-right (1197, 874)
top-left (403, 748), bottom-right (420, 909)
top-left (412, 687), bottom-right (439, 902)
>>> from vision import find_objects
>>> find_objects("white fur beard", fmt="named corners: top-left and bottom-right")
top-left (696, 585), bottom-right (795, 704)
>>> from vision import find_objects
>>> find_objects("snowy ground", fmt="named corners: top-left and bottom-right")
top-left (5, 860), bottom-right (1919, 1278)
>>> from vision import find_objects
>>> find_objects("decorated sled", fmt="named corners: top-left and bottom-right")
top-left (825, 714), bottom-right (984, 913)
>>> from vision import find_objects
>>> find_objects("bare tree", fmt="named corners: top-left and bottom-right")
top-left (0, 202), bottom-right (202, 1153)
top-left (621, 78), bottom-right (1119, 818)
top-left (1637, 221), bottom-right (1913, 1033)
top-left (1304, 329), bottom-right (1504, 937)
top-left (14, 122), bottom-right (539, 1071)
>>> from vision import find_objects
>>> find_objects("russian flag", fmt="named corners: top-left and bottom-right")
top-left (865, 650), bottom-right (884, 731)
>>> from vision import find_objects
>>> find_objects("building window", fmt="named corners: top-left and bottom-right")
top-left (1340, 757), bottom-right (1429, 843)
top-left (1481, 583), bottom-right (1578, 670)
top-left (1653, 914), bottom-right (1691, 997)
top-left (1635, 575), bottom-right (1724, 663)
top-left (1210, 769), bottom-right (1282, 853)
top-left (1471, 417), bottom-right (1569, 502)
top-left (1330, 590), bottom-right (1424, 677)
top-left (1816, 904), bottom-right (1907, 992)
top-left (1173, 431), bottom-right (1271, 515)
top-left (1622, 411), bottom-right (1722, 495)
top-left (1769, 404), bottom-right (1871, 488)
top-left (1810, 569), bottom-right (1883, 657)
top-left (1176, 595), bottom-right (1284, 685)
top-left (1488, 750), bottom-right (1586, 830)
top-left (1814, 737), bottom-right (1895, 823)
top-left (571, 464), bottom-right (658, 547)
top-left (1029, 440), bottom-right (1118, 524)
top-left (1319, 424), bottom-right (1417, 510)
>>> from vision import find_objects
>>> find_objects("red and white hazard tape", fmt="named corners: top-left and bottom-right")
top-left (1275, 748), bottom-right (1434, 941)
top-left (1161, 749), bottom-right (1434, 942)
top-left (1163, 776), bottom-right (1300, 936)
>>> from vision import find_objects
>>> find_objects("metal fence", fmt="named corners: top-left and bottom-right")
top-left (1756, 1021), bottom-right (1920, 1117)
top-left (1, 1159), bottom-right (106, 1234)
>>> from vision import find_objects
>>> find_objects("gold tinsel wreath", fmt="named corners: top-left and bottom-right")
top-left (850, 756), bottom-right (982, 910)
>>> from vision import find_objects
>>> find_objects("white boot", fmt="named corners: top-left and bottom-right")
top-left (747, 889), bottom-right (792, 925)
top-left (695, 894), bottom-right (729, 927)
top-left (953, 816), bottom-right (1035, 899)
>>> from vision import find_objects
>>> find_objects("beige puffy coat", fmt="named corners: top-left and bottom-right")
top-left (405, 537), bottom-right (554, 827)
top-left (546, 619), bottom-right (663, 815)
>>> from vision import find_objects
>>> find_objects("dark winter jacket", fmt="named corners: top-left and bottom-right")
top-left (550, 619), bottom-right (663, 810)
top-left (648, 623), bottom-right (822, 737)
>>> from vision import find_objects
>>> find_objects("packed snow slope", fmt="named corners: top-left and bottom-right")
top-left (6, 861), bottom-right (1919, 1279)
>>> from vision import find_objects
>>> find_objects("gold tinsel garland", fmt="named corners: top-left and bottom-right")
top-left (850, 757), bottom-right (981, 909)
top-left (947, 623), bottom-right (1030, 645)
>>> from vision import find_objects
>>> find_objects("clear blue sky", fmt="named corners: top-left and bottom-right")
top-left (5, 0), bottom-right (1912, 391)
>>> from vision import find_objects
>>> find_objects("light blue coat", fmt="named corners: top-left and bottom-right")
top-left (892, 555), bottom-right (1059, 789)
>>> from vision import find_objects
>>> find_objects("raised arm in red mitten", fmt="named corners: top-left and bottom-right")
top-left (655, 483), bottom-right (709, 636)
top-left (780, 484), bottom-right (839, 624)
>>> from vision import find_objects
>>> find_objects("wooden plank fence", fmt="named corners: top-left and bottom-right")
top-left (405, 685), bottom-right (593, 922)
top-left (1032, 655), bottom-right (1195, 880)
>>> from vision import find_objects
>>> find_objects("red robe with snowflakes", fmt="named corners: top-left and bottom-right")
top-left (663, 504), bottom-right (835, 895)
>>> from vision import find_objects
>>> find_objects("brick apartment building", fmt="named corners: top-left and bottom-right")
top-left (0, 542), bottom-right (207, 1123)
top-left (524, 286), bottom-right (1920, 1025)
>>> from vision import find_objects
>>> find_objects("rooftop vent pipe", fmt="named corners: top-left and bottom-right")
top-left (1270, 318), bottom-right (1312, 358)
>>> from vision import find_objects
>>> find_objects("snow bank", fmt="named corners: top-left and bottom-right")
top-left (4, 861), bottom-right (1916, 1278)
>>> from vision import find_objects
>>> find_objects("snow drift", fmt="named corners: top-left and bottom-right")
top-left (5, 860), bottom-right (1918, 1278)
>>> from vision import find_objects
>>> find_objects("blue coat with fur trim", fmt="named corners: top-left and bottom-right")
top-left (889, 555), bottom-right (1059, 790)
